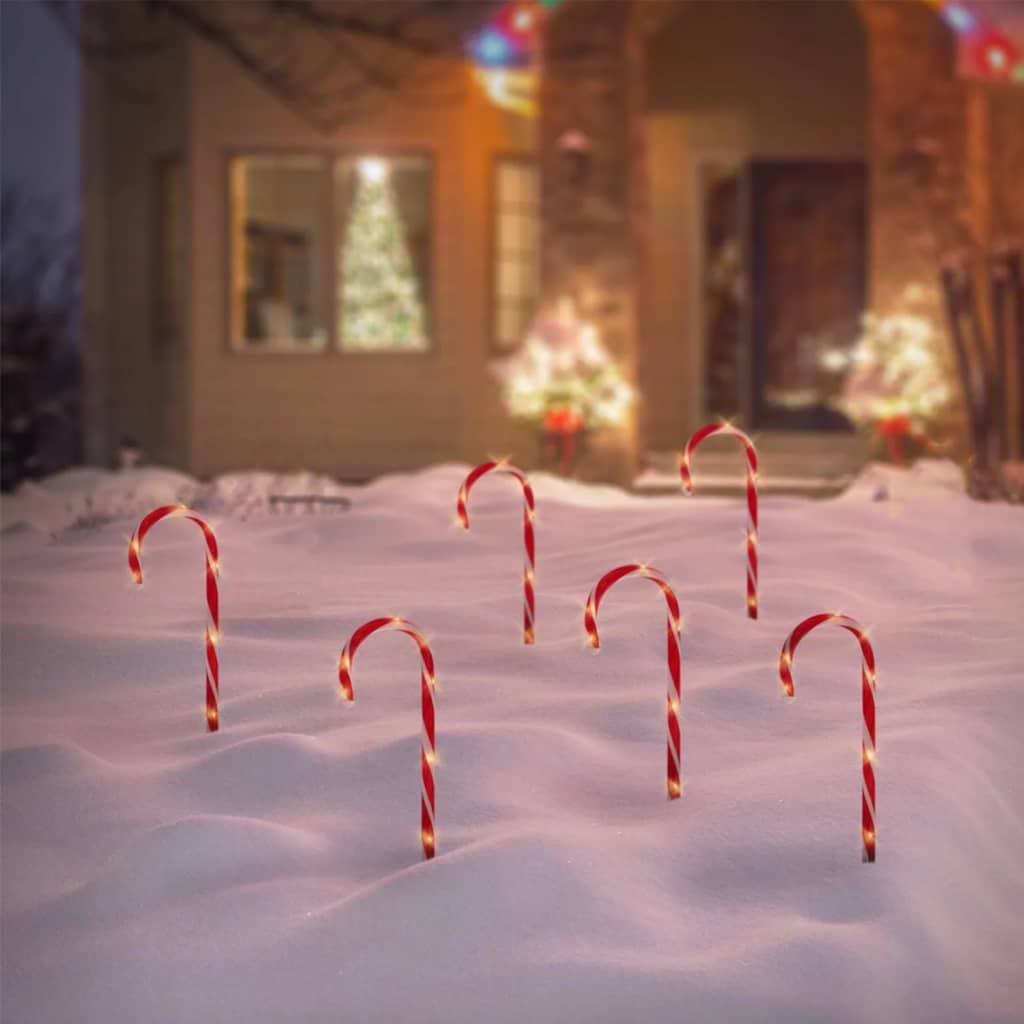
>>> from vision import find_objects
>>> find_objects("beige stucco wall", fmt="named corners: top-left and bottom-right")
top-left (184, 39), bottom-right (533, 479)
top-left (642, 0), bottom-right (867, 450)
top-left (84, 5), bottom-right (189, 467)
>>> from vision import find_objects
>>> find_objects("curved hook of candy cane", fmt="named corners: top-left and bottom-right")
top-left (128, 505), bottom-right (221, 732)
top-left (678, 422), bottom-right (759, 619)
top-left (584, 564), bottom-right (684, 800)
top-left (456, 460), bottom-right (537, 645)
top-left (337, 616), bottom-right (439, 861)
top-left (778, 611), bottom-right (878, 863)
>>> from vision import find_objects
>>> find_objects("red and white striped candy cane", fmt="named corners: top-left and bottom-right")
top-left (338, 617), bottom-right (438, 861)
top-left (128, 505), bottom-right (221, 732)
top-left (779, 612), bottom-right (878, 863)
top-left (679, 423), bottom-right (759, 619)
top-left (584, 564), bottom-right (684, 800)
top-left (456, 461), bottom-right (536, 645)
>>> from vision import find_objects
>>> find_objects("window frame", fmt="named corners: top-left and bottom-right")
top-left (489, 152), bottom-right (541, 355)
top-left (225, 146), bottom-right (438, 359)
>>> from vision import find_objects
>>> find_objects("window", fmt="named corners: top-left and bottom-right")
top-left (230, 155), bottom-right (329, 351)
top-left (154, 156), bottom-right (184, 351)
top-left (229, 153), bottom-right (432, 353)
top-left (335, 155), bottom-right (432, 352)
top-left (493, 158), bottom-right (540, 352)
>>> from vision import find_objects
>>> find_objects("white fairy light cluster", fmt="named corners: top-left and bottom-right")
top-left (827, 287), bottom-right (952, 428)
top-left (496, 299), bottom-right (635, 428)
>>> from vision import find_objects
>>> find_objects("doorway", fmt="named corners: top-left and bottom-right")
top-left (645, 0), bottom-right (868, 445)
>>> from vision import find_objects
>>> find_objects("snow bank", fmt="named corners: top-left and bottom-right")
top-left (2, 461), bottom-right (1023, 1023)
top-left (1, 467), bottom-right (352, 534)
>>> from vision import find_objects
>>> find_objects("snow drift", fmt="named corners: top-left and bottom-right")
top-left (2, 461), bottom-right (1022, 1023)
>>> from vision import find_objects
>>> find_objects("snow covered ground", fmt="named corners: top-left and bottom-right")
top-left (2, 461), bottom-right (1022, 1023)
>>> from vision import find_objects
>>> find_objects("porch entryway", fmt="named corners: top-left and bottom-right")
top-left (640, 0), bottom-right (869, 493)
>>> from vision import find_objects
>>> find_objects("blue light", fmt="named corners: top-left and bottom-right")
top-left (473, 28), bottom-right (511, 67)
top-left (942, 3), bottom-right (976, 34)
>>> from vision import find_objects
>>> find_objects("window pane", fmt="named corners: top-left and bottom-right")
top-left (499, 211), bottom-right (524, 252)
top-left (335, 155), bottom-right (431, 352)
top-left (519, 216), bottom-right (538, 253)
top-left (230, 155), bottom-right (328, 351)
top-left (498, 305), bottom-right (523, 346)
top-left (498, 162), bottom-right (523, 204)
top-left (492, 158), bottom-right (540, 352)
top-left (499, 259), bottom-right (526, 299)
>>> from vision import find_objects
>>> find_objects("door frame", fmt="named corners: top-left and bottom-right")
top-left (690, 147), bottom-right (752, 427)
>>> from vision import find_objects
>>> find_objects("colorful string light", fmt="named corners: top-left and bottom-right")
top-left (465, 1), bottom-right (565, 117)
top-left (932, 0), bottom-right (1023, 81)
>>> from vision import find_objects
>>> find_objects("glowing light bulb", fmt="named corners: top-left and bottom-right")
top-left (512, 6), bottom-right (533, 31)
top-left (987, 46), bottom-right (1008, 71)
top-left (942, 3), bottom-right (975, 32)
top-left (359, 158), bottom-right (387, 183)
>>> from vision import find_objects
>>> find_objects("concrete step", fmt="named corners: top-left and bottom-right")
top-left (636, 430), bottom-right (868, 497)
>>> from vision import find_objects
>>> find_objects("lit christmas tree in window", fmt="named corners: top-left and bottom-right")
top-left (339, 158), bottom-right (427, 350)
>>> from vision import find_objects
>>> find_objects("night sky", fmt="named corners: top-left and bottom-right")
top-left (1, 0), bottom-right (80, 235)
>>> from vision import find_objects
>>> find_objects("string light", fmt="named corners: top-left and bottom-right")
top-left (128, 505), bottom-right (222, 733)
top-left (493, 300), bottom-right (636, 462)
top-left (338, 616), bottom-right (439, 861)
top-left (680, 423), bottom-right (759, 619)
top-left (778, 612), bottom-right (878, 863)
top-left (585, 564), bottom-right (685, 801)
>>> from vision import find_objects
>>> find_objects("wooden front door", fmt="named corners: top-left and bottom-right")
top-left (748, 160), bottom-right (867, 431)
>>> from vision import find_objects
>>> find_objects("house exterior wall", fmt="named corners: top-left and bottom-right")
top-left (539, 0), bottom-right (645, 483)
top-left (183, 39), bottom-right (532, 479)
top-left (83, 4), bottom-right (189, 468)
top-left (84, 1), bottom-right (1023, 481)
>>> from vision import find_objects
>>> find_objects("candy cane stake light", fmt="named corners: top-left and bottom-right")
top-left (779, 612), bottom-right (878, 863)
top-left (128, 505), bottom-right (221, 732)
top-left (679, 423), bottom-right (759, 619)
top-left (457, 460), bottom-right (536, 644)
top-left (584, 564), bottom-right (684, 800)
top-left (338, 617), bottom-right (438, 861)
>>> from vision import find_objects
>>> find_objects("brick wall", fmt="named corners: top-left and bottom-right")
top-left (539, 0), bottom-right (644, 483)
